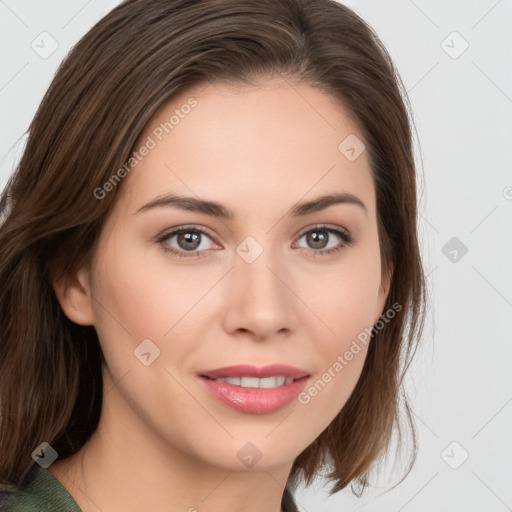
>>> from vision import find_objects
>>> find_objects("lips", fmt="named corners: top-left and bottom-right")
top-left (196, 364), bottom-right (311, 414)
top-left (198, 364), bottom-right (310, 380)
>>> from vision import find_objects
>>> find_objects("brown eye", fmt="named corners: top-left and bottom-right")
top-left (158, 226), bottom-right (217, 257)
top-left (176, 231), bottom-right (201, 251)
top-left (295, 225), bottom-right (353, 256)
top-left (305, 229), bottom-right (329, 249)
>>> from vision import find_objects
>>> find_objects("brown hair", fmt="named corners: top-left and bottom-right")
top-left (0, 0), bottom-right (426, 496)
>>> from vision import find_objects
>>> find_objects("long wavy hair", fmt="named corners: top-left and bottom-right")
top-left (0, 0), bottom-right (426, 496)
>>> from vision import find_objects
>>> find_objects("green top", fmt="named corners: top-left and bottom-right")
top-left (1, 465), bottom-right (81, 511)
top-left (1, 465), bottom-right (299, 512)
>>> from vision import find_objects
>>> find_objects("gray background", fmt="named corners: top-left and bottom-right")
top-left (1, 1), bottom-right (511, 510)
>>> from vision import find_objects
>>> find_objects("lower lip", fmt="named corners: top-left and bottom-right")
top-left (198, 376), bottom-right (309, 414)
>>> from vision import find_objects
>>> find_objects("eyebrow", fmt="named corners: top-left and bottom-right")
top-left (135, 192), bottom-right (367, 218)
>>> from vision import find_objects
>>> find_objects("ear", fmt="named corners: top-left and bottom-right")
top-left (51, 265), bottom-right (95, 326)
top-left (374, 261), bottom-right (394, 324)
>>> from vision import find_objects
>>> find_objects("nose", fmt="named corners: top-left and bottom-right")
top-left (222, 244), bottom-right (297, 341)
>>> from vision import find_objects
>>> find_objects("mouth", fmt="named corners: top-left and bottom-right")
top-left (200, 375), bottom-right (301, 388)
top-left (197, 364), bottom-right (311, 414)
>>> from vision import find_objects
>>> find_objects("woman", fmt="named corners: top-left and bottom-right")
top-left (0, 0), bottom-right (426, 510)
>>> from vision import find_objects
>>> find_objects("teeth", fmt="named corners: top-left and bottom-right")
top-left (213, 376), bottom-right (294, 388)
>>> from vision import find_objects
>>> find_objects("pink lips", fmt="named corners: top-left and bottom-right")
top-left (199, 364), bottom-right (309, 380)
top-left (197, 364), bottom-right (310, 415)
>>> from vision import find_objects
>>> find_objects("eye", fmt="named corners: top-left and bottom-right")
top-left (156, 223), bottom-right (353, 259)
top-left (294, 224), bottom-right (353, 256)
top-left (157, 226), bottom-right (218, 258)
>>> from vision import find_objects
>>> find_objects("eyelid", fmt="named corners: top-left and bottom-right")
top-left (158, 223), bottom-right (219, 241)
top-left (295, 222), bottom-right (351, 239)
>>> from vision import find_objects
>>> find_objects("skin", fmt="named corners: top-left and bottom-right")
top-left (50, 77), bottom-right (391, 512)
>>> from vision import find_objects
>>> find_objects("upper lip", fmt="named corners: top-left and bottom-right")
top-left (199, 364), bottom-right (310, 380)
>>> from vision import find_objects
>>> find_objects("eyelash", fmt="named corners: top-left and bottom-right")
top-left (156, 224), bottom-right (354, 259)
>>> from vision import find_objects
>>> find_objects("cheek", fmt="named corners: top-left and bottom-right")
top-left (91, 240), bottom-right (211, 344)
top-left (88, 237), bottom-right (229, 395)
top-left (294, 250), bottom-right (380, 414)
top-left (303, 250), bottom-right (382, 344)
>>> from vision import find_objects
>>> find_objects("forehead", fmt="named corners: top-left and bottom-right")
top-left (120, 78), bottom-right (376, 219)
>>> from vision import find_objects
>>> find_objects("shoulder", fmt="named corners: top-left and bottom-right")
top-left (0, 465), bottom-right (81, 511)
top-left (1, 488), bottom-right (51, 511)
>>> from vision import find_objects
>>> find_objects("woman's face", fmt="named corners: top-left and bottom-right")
top-left (65, 78), bottom-right (390, 472)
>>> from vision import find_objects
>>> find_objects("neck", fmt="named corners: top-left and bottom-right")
top-left (48, 373), bottom-right (293, 512)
